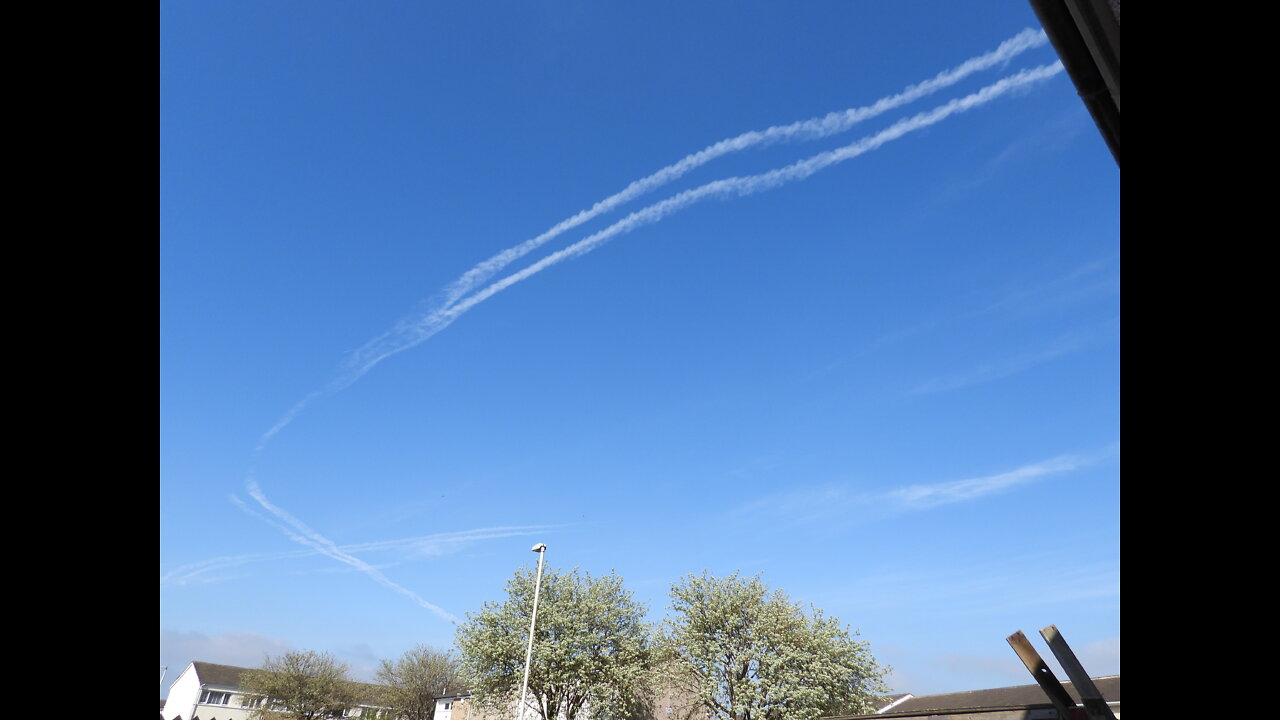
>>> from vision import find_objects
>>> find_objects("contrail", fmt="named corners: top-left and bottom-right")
top-left (259, 30), bottom-right (1049, 445)
top-left (240, 58), bottom-right (1063, 620)
top-left (353, 63), bottom-right (1065, 372)
top-left (434, 29), bottom-right (1046, 306)
top-left (258, 30), bottom-right (1048, 449)
top-left (244, 476), bottom-right (459, 623)
top-left (346, 28), bottom-right (1048, 373)
top-left (162, 523), bottom-right (559, 585)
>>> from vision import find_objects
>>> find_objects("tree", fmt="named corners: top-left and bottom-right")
top-left (376, 645), bottom-right (463, 720)
top-left (240, 650), bottom-right (360, 720)
top-left (662, 572), bottom-right (887, 720)
top-left (456, 566), bottom-right (653, 720)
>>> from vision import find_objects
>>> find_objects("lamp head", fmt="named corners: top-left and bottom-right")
top-left (531, 543), bottom-right (547, 553)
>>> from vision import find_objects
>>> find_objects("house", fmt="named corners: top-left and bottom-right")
top-left (824, 675), bottom-right (1120, 719)
top-left (430, 684), bottom-right (707, 720)
top-left (432, 694), bottom-right (492, 720)
top-left (161, 660), bottom-right (393, 720)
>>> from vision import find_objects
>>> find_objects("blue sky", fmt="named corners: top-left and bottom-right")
top-left (160, 2), bottom-right (1119, 697)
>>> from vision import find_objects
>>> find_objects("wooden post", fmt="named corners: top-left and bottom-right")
top-left (1006, 630), bottom-right (1083, 720)
top-left (1040, 625), bottom-right (1117, 720)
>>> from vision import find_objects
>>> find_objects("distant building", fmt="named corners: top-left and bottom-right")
top-left (161, 660), bottom-right (393, 720)
top-left (430, 681), bottom-right (707, 720)
top-left (432, 694), bottom-right (494, 720)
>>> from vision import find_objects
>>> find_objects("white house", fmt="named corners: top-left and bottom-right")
top-left (431, 693), bottom-right (509, 720)
top-left (161, 660), bottom-right (391, 720)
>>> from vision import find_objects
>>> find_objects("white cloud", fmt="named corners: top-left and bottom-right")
top-left (1075, 636), bottom-right (1120, 677)
top-left (885, 454), bottom-right (1084, 509)
top-left (734, 445), bottom-right (1115, 526)
top-left (908, 324), bottom-right (1110, 395)
top-left (160, 630), bottom-right (294, 680)
top-left (159, 631), bottom-right (395, 692)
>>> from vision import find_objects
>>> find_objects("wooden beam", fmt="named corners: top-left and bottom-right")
top-left (1040, 625), bottom-right (1117, 720)
top-left (1006, 630), bottom-right (1082, 720)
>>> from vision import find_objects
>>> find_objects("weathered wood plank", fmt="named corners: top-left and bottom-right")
top-left (1005, 630), bottom-right (1080, 720)
top-left (1039, 625), bottom-right (1116, 720)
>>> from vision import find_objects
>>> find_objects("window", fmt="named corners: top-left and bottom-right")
top-left (200, 691), bottom-right (231, 705)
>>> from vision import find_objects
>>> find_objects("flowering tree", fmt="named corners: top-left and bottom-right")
top-left (663, 572), bottom-right (887, 720)
top-left (456, 566), bottom-right (653, 720)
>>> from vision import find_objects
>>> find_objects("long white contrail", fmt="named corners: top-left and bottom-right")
top-left (162, 523), bottom-right (558, 585)
top-left (352, 63), bottom-right (1065, 372)
top-left (245, 477), bottom-right (459, 623)
top-left (259, 31), bottom-right (1048, 449)
top-left (242, 56), bottom-right (1062, 621)
top-left (346, 28), bottom-right (1048, 373)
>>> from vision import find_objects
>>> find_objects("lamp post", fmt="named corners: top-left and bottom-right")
top-left (516, 543), bottom-right (547, 720)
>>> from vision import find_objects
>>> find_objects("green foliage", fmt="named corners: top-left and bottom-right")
top-left (376, 645), bottom-right (463, 720)
top-left (241, 650), bottom-right (360, 720)
top-left (662, 572), bottom-right (887, 720)
top-left (456, 566), bottom-right (654, 720)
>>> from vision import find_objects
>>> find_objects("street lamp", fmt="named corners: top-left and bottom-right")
top-left (516, 543), bottom-right (548, 720)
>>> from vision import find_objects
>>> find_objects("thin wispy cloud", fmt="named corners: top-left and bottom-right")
top-left (976, 255), bottom-right (1120, 320)
top-left (885, 453), bottom-right (1086, 509)
top-left (285, 562), bottom-right (401, 577)
top-left (809, 256), bottom-right (1119, 384)
top-left (162, 523), bottom-right (558, 586)
top-left (243, 477), bottom-right (459, 623)
top-left (734, 484), bottom-right (852, 526)
top-left (256, 32), bottom-right (1052, 451)
top-left (908, 334), bottom-right (1086, 395)
top-left (815, 547), bottom-right (1118, 616)
top-left (734, 443), bottom-right (1114, 523)
top-left (161, 630), bottom-right (296, 673)
top-left (163, 545), bottom-right (314, 586)
top-left (908, 318), bottom-right (1118, 395)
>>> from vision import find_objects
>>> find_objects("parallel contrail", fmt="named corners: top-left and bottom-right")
top-left (352, 63), bottom-right (1065, 373)
top-left (260, 30), bottom-right (1049, 449)
top-left (244, 52), bottom-right (1063, 621)
top-left (259, 30), bottom-right (1049, 448)
top-left (346, 28), bottom-right (1048, 374)
top-left (244, 477), bottom-right (459, 623)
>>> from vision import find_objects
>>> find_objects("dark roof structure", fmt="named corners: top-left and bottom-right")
top-left (877, 693), bottom-right (912, 708)
top-left (1026, 0), bottom-right (1120, 165)
top-left (829, 676), bottom-right (1119, 719)
top-left (191, 661), bottom-right (253, 688)
top-left (188, 660), bottom-right (390, 705)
